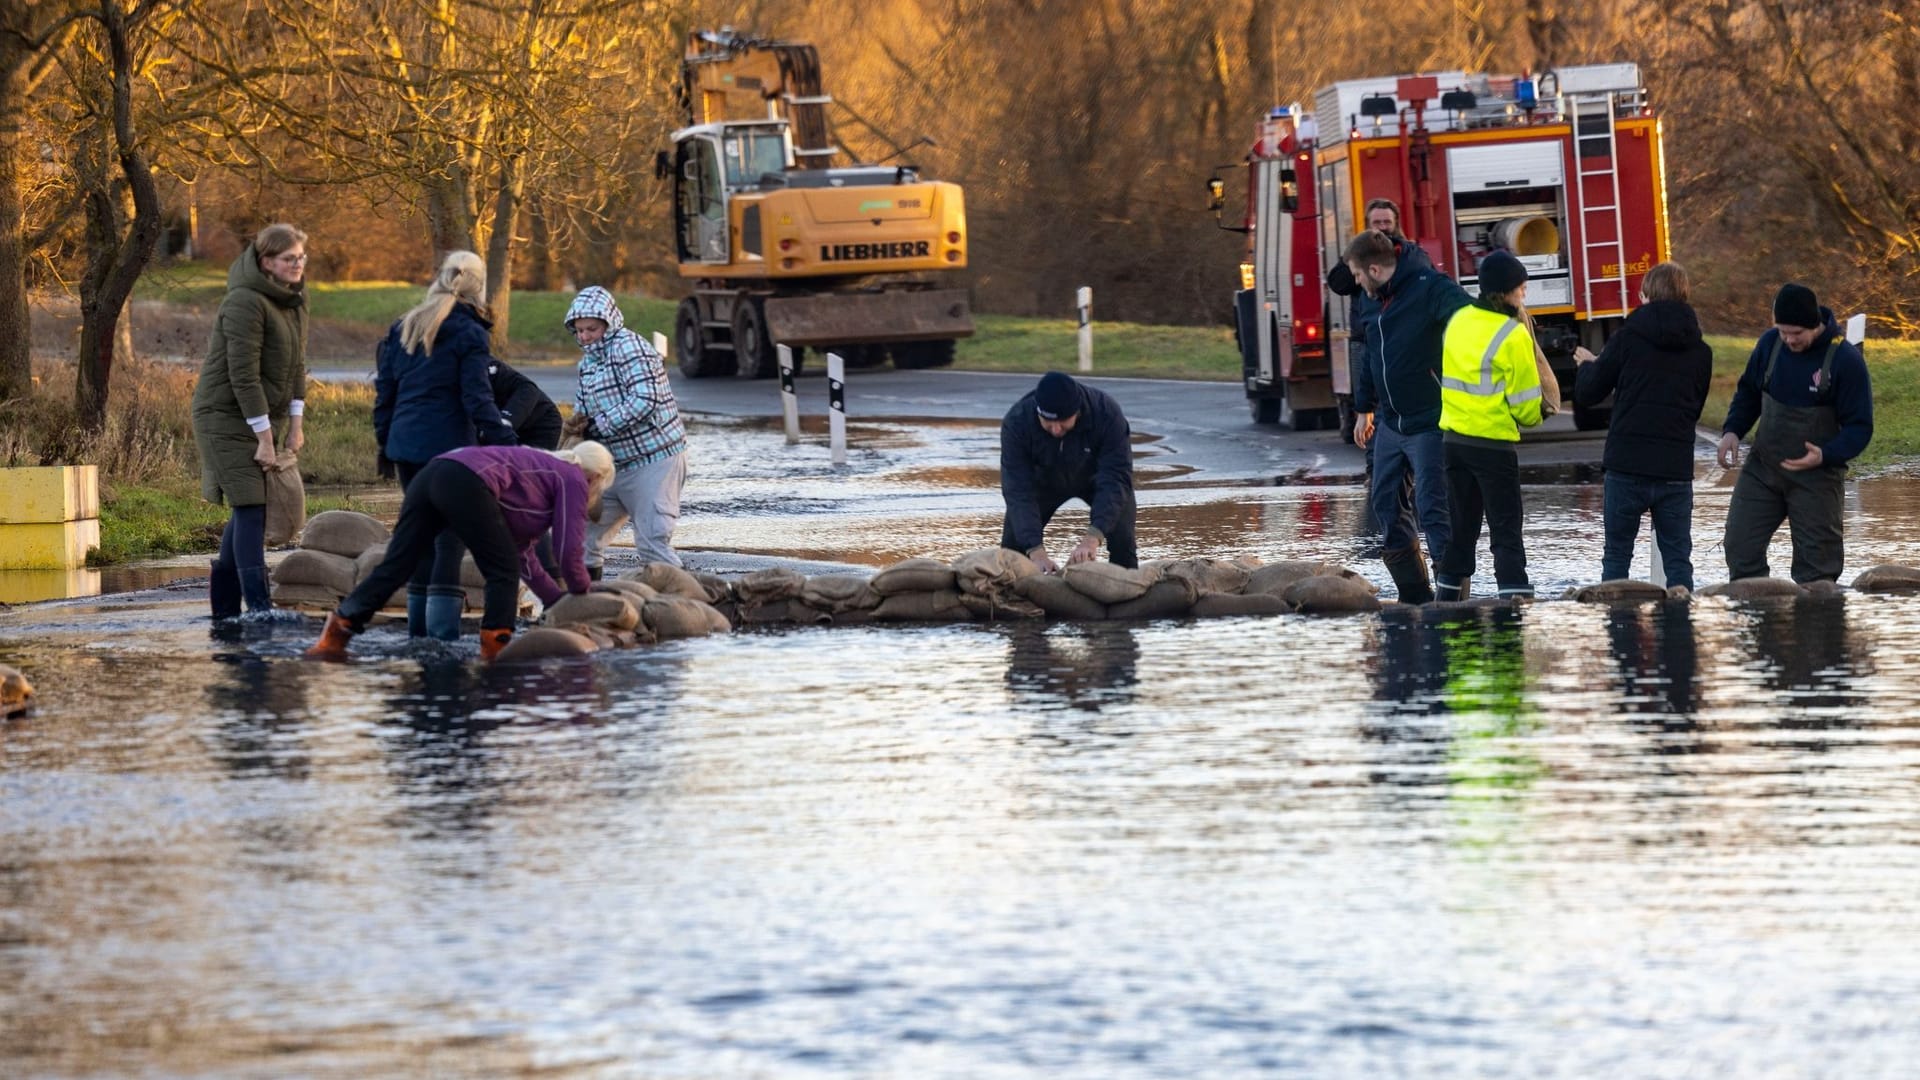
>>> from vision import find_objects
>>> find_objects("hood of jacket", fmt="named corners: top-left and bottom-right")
top-left (228, 244), bottom-right (305, 309)
top-left (565, 286), bottom-right (626, 336)
top-left (1620, 299), bottom-right (1705, 352)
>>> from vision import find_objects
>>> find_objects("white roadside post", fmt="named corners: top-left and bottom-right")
top-left (777, 344), bottom-right (801, 445)
top-left (1076, 286), bottom-right (1093, 372)
top-left (652, 331), bottom-right (669, 361)
top-left (827, 350), bottom-right (847, 466)
top-left (1647, 530), bottom-right (1667, 588)
top-left (1845, 312), bottom-right (1867, 348)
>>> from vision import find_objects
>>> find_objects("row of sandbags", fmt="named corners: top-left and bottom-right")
top-left (499, 562), bottom-right (735, 661)
top-left (1563, 565), bottom-right (1920, 604)
top-left (270, 509), bottom-right (517, 615)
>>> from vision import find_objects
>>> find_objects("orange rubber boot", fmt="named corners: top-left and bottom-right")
top-left (478, 628), bottom-right (513, 663)
top-left (303, 612), bottom-right (356, 660)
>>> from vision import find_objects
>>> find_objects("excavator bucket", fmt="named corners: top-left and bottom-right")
top-left (764, 290), bottom-right (974, 347)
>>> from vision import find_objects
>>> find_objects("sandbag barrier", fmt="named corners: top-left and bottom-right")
top-left (270, 509), bottom-right (537, 619)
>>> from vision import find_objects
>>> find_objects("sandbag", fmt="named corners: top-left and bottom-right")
top-left (1109, 577), bottom-right (1199, 620)
top-left (1803, 579), bottom-right (1844, 598)
top-left (870, 557), bottom-right (957, 596)
top-left (592, 579), bottom-right (658, 604)
top-left (952, 547), bottom-right (1039, 599)
top-left (1012, 574), bottom-right (1109, 620)
top-left (272, 549), bottom-right (357, 595)
top-left (546, 592), bottom-right (639, 631)
top-left (353, 544), bottom-right (387, 584)
top-left (740, 599), bottom-right (831, 626)
top-left (800, 574), bottom-right (882, 614)
top-left (827, 608), bottom-right (876, 627)
top-left (1061, 562), bottom-right (1162, 605)
top-left (1245, 561), bottom-right (1370, 598)
top-left (493, 628), bottom-right (598, 663)
top-left (871, 588), bottom-right (975, 622)
top-left (1192, 592), bottom-right (1293, 618)
top-left (1698, 578), bottom-right (1807, 600)
top-left (1569, 579), bottom-right (1671, 604)
top-left (642, 596), bottom-right (716, 640)
top-left (263, 450), bottom-right (306, 547)
top-left (0, 663), bottom-right (33, 718)
top-left (460, 554), bottom-right (485, 590)
top-left (735, 567), bottom-right (807, 606)
top-left (1852, 565), bottom-right (1920, 593)
top-left (701, 602), bottom-right (733, 634)
top-left (574, 624), bottom-right (650, 650)
top-left (624, 562), bottom-right (709, 600)
top-left (958, 592), bottom-right (1046, 620)
top-left (692, 571), bottom-right (735, 605)
top-left (300, 510), bottom-right (389, 558)
top-left (1155, 556), bottom-right (1259, 597)
top-left (271, 582), bottom-right (345, 607)
top-left (1283, 575), bottom-right (1382, 614)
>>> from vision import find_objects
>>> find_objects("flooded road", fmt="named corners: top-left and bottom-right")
top-left (9, 396), bottom-right (1920, 1076)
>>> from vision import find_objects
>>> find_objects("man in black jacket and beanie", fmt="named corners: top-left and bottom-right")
top-left (1714, 282), bottom-right (1873, 584)
top-left (487, 358), bottom-right (564, 449)
top-left (1000, 372), bottom-right (1137, 571)
top-left (1573, 261), bottom-right (1714, 590)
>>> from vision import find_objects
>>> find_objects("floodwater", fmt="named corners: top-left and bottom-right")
top-left (8, 418), bottom-right (1920, 1076)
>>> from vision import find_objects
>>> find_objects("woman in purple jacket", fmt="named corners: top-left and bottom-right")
top-left (306, 442), bottom-right (614, 662)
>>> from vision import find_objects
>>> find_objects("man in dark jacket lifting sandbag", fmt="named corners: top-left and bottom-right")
top-left (999, 372), bottom-right (1138, 571)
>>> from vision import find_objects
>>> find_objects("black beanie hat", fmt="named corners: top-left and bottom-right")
top-left (1477, 250), bottom-right (1529, 296)
top-left (1034, 371), bottom-right (1082, 420)
top-left (1773, 283), bottom-right (1821, 329)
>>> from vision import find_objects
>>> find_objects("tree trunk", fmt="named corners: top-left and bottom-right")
top-left (482, 155), bottom-right (523, 350)
top-left (0, 65), bottom-right (33, 404)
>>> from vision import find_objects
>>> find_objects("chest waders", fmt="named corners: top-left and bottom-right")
top-left (1724, 339), bottom-right (1846, 583)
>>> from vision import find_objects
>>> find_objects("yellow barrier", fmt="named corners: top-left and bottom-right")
top-left (0, 466), bottom-right (101, 570)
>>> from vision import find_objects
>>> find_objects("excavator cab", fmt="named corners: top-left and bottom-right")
top-left (672, 121), bottom-right (793, 264)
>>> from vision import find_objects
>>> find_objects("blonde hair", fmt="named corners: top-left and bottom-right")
top-left (399, 251), bottom-right (487, 355)
top-left (552, 441), bottom-right (616, 509)
top-left (253, 223), bottom-right (307, 261)
top-left (1641, 261), bottom-right (1690, 304)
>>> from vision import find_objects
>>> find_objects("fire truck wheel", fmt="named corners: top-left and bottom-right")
top-left (1249, 396), bottom-right (1281, 424)
top-left (732, 301), bottom-right (778, 379)
top-left (675, 298), bottom-right (734, 378)
top-left (892, 340), bottom-right (957, 369)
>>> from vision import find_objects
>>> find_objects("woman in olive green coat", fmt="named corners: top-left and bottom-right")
top-left (191, 223), bottom-right (310, 618)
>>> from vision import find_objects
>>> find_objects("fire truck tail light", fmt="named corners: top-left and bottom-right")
top-left (1307, 324), bottom-right (1320, 339)
top-left (1239, 263), bottom-right (1255, 290)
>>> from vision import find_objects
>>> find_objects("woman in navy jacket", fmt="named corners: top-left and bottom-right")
top-left (372, 250), bottom-right (517, 640)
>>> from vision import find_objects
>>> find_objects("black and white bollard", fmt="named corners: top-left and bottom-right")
top-left (827, 350), bottom-right (847, 466)
top-left (1076, 286), bottom-right (1093, 373)
top-left (1647, 529), bottom-right (1667, 588)
top-left (778, 344), bottom-right (800, 445)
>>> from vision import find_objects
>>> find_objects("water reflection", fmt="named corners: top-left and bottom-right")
top-left (1604, 604), bottom-right (1701, 728)
top-left (1004, 622), bottom-right (1141, 713)
top-left (203, 652), bottom-right (313, 780)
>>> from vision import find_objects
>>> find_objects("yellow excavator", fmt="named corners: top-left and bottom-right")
top-left (664, 28), bottom-right (973, 377)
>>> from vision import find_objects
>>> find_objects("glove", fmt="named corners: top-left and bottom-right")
top-left (376, 453), bottom-right (397, 481)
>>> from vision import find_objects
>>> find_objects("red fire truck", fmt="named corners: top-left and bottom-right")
top-left (1210, 63), bottom-right (1670, 432)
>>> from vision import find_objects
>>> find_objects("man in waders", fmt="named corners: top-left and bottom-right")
top-left (1717, 283), bottom-right (1873, 584)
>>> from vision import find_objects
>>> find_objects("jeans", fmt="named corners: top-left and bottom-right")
top-left (999, 484), bottom-right (1140, 569)
top-left (1602, 472), bottom-right (1695, 591)
top-left (587, 452), bottom-right (688, 568)
top-left (1437, 439), bottom-right (1530, 595)
top-left (1370, 423), bottom-right (1449, 563)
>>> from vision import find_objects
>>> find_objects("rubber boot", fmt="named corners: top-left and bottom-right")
top-left (425, 585), bottom-right (465, 642)
top-left (1433, 575), bottom-right (1471, 603)
top-left (303, 612), bottom-right (357, 660)
top-left (238, 565), bottom-right (274, 614)
top-left (209, 560), bottom-right (242, 620)
top-left (1383, 548), bottom-right (1434, 605)
top-left (587, 564), bottom-right (604, 582)
top-left (406, 588), bottom-right (429, 638)
top-left (478, 627), bottom-right (513, 663)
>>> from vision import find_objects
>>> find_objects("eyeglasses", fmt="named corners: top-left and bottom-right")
top-left (270, 253), bottom-right (309, 265)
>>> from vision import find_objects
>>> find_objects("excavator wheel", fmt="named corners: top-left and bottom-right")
top-left (891, 339), bottom-right (957, 370)
top-left (732, 300), bottom-right (779, 379)
top-left (675, 298), bottom-right (734, 378)
top-left (826, 344), bottom-right (887, 369)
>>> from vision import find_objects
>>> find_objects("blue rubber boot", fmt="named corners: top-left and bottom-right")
top-left (425, 585), bottom-right (465, 642)
top-left (209, 560), bottom-right (242, 620)
top-left (407, 588), bottom-right (430, 638)
top-left (238, 565), bottom-right (274, 614)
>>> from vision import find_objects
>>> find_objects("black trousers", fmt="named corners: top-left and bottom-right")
top-left (340, 460), bottom-right (522, 630)
top-left (1000, 486), bottom-right (1138, 569)
top-left (394, 458), bottom-right (467, 594)
top-left (1437, 440), bottom-right (1531, 594)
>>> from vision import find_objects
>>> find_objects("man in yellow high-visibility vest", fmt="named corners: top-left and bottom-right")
top-left (1434, 251), bottom-right (1544, 600)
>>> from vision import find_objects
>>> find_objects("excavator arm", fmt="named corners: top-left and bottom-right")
top-left (680, 29), bottom-right (837, 170)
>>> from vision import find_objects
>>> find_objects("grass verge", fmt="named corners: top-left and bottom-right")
top-left (954, 314), bottom-right (1240, 380)
top-left (1704, 334), bottom-right (1919, 473)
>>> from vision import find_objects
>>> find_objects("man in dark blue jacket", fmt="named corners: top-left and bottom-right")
top-left (1347, 229), bottom-right (1472, 602)
top-left (1000, 372), bottom-right (1137, 571)
top-left (1716, 283), bottom-right (1873, 583)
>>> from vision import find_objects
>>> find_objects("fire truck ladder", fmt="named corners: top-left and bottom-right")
top-left (1571, 91), bottom-right (1629, 317)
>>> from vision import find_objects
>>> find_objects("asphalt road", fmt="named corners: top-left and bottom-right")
top-left (314, 362), bottom-right (1612, 485)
